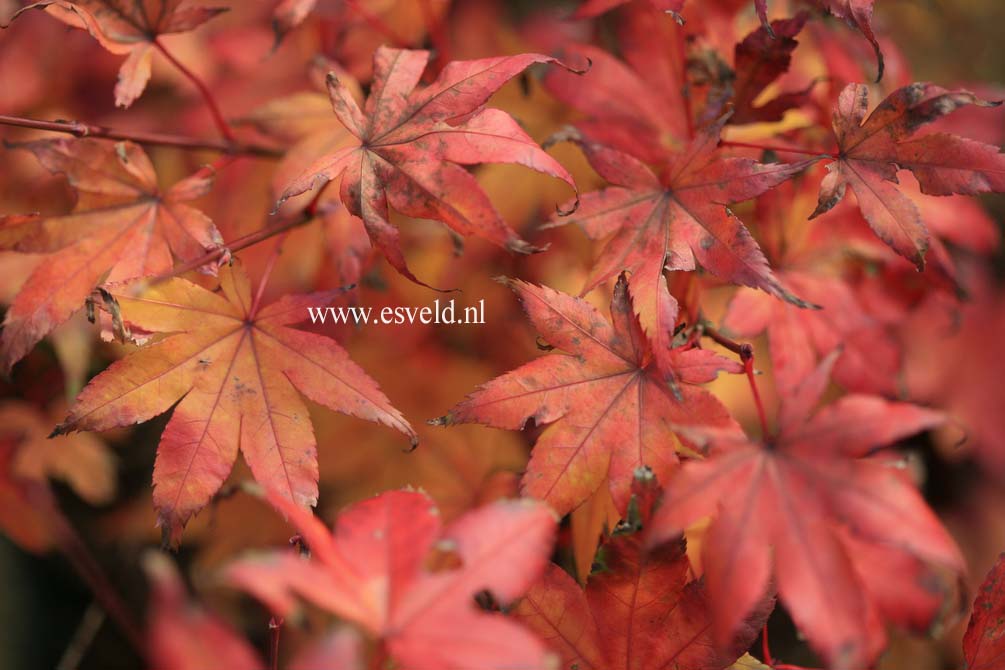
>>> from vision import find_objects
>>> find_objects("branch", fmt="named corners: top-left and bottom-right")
top-left (0, 114), bottom-right (282, 157)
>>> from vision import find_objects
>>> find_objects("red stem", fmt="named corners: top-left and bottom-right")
top-left (700, 325), bottom-right (770, 437)
top-left (188, 154), bottom-right (239, 183)
top-left (370, 641), bottom-right (391, 670)
top-left (153, 38), bottom-right (236, 143)
top-left (743, 350), bottom-right (770, 439)
top-left (761, 624), bottom-right (774, 666)
top-left (268, 616), bottom-right (283, 670)
top-left (249, 231), bottom-right (290, 317)
top-left (0, 114), bottom-right (280, 157)
top-left (719, 140), bottom-right (824, 157)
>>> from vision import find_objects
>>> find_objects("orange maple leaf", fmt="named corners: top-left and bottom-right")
top-left (0, 138), bottom-right (223, 372)
top-left (55, 262), bottom-right (414, 541)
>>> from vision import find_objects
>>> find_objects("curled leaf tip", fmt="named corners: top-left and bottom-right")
top-left (873, 50), bottom-right (886, 84)
top-left (555, 195), bottom-right (580, 217)
top-left (559, 55), bottom-right (592, 76)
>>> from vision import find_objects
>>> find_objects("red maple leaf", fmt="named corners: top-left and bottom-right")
top-left (755, 0), bottom-right (882, 80)
top-left (544, 11), bottom-right (689, 164)
top-left (9, 0), bottom-right (226, 107)
top-left (811, 83), bottom-right (1005, 269)
top-left (436, 276), bottom-right (740, 517)
top-left (721, 177), bottom-right (902, 397)
top-left (730, 13), bottom-right (815, 125)
top-left (514, 470), bottom-right (766, 670)
top-left (275, 46), bottom-right (578, 286)
top-left (549, 121), bottom-right (812, 380)
top-left (963, 553), bottom-right (1005, 670)
top-left (145, 552), bottom-right (262, 670)
top-left (647, 352), bottom-right (964, 669)
top-left (226, 489), bottom-right (557, 670)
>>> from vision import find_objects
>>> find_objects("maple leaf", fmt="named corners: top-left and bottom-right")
top-left (963, 553), bottom-right (1005, 670)
top-left (53, 262), bottom-right (415, 541)
top-left (647, 352), bottom-right (964, 670)
top-left (811, 83), bottom-right (1005, 269)
top-left (275, 46), bottom-right (577, 286)
top-left (905, 277), bottom-right (1005, 478)
top-left (271, 0), bottom-right (315, 44)
top-left (755, 0), bottom-right (882, 80)
top-left (730, 13), bottom-right (815, 125)
top-left (145, 552), bottom-right (262, 670)
top-left (435, 276), bottom-right (740, 517)
top-left (272, 0), bottom-right (449, 79)
top-left (726, 272), bottom-right (900, 397)
top-left (514, 471), bottom-right (766, 670)
top-left (0, 400), bottom-right (116, 553)
top-left (226, 489), bottom-right (557, 670)
top-left (0, 401), bottom-right (116, 506)
top-left (0, 138), bottom-right (223, 372)
top-left (9, 0), bottom-right (226, 107)
top-left (550, 120), bottom-right (813, 380)
top-left (240, 76), bottom-right (376, 291)
top-left (0, 431), bottom-right (53, 553)
top-left (821, 171), bottom-right (1001, 292)
top-left (543, 14), bottom-right (689, 164)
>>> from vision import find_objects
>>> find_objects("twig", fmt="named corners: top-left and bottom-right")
top-left (141, 207), bottom-right (316, 287)
top-left (0, 114), bottom-right (281, 157)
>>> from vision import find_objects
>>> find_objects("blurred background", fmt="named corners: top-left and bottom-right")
top-left (0, 0), bottom-right (1002, 668)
